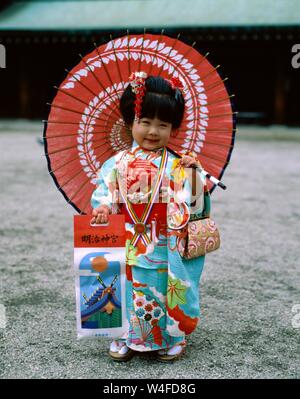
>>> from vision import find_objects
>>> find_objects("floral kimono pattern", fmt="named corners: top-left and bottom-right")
top-left (91, 141), bottom-right (210, 352)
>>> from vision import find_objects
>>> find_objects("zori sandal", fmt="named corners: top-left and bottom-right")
top-left (108, 340), bottom-right (135, 362)
top-left (156, 341), bottom-right (186, 362)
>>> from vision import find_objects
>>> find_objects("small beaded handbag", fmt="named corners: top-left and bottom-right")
top-left (178, 190), bottom-right (221, 259)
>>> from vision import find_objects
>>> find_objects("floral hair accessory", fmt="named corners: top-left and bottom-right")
top-left (166, 76), bottom-right (185, 91)
top-left (128, 71), bottom-right (148, 122)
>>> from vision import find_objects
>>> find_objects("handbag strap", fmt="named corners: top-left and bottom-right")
top-left (201, 187), bottom-right (211, 218)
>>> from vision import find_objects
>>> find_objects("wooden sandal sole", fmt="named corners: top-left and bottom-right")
top-left (109, 349), bottom-right (135, 362)
top-left (156, 348), bottom-right (186, 362)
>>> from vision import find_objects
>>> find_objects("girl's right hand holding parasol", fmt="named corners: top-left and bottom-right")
top-left (91, 205), bottom-right (111, 224)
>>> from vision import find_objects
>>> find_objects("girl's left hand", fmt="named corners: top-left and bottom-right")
top-left (180, 155), bottom-right (202, 168)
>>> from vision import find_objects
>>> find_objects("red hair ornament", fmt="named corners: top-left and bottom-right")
top-left (129, 71), bottom-right (148, 122)
top-left (166, 76), bottom-right (185, 91)
top-left (128, 72), bottom-right (186, 122)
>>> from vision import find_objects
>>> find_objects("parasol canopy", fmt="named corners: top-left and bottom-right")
top-left (44, 30), bottom-right (236, 215)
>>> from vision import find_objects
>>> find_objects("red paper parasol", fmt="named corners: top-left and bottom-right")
top-left (44, 30), bottom-right (236, 215)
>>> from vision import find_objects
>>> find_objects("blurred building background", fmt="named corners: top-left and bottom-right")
top-left (0, 0), bottom-right (299, 125)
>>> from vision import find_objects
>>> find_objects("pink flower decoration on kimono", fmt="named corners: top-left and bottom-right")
top-left (136, 299), bottom-right (144, 307)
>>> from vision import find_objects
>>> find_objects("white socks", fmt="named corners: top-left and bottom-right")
top-left (110, 340), bottom-right (129, 354)
top-left (158, 344), bottom-right (183, 356)
top-left (110, 340), bottom-right (120, 352)
top-left (118, 345), bottom-right (130, 355)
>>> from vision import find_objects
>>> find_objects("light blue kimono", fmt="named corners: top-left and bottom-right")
top-left (91, 141), bottom-right (210, 351)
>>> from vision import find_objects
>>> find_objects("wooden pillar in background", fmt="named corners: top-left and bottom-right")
top-left (19, 58), bottom-right (30, 118)
top-left (274, 63), bottom-right (286, 125)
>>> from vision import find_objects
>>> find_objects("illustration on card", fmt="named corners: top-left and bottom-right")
top-left (79, 251), bottom-right (122, 329)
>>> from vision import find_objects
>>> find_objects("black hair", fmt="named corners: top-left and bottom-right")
top-left (119, 75), bottom-right (185, 130)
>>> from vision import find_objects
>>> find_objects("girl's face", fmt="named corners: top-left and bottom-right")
top-left (131, 116), bottom-right (174, 151)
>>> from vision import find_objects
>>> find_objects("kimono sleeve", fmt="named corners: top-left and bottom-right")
top-left (183, 168), bottom-right (209, 216)
top-left (90, 156), bottom-right (118, 210)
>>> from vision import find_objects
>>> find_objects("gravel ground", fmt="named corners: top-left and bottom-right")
top-left (0, 121), bottom-right (299, 379)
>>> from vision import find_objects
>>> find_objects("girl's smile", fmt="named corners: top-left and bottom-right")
top-left (131, 116), bottom-right (174, 150)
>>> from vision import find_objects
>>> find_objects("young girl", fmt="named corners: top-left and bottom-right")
top-left (90, 72), bottom-right (210, 362)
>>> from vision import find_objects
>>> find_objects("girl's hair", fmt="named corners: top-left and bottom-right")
top-left (120, 75), bottom-right (185, 130)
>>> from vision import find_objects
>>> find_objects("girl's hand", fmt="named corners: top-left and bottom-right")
top-left (91, 205), bottom-right (111, 224)
top-left (180, 155), bottom-right (202, 168)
